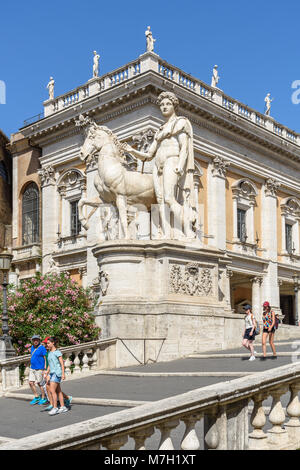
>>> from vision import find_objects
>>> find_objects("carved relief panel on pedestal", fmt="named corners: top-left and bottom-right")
top-left (169, 262), bottom-right (214, 297)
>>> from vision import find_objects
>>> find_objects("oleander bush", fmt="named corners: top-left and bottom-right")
top-left (3, 272), bottom-right (101, 355)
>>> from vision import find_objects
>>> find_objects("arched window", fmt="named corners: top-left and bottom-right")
top-left (22, 183), bottom-right (39, 245)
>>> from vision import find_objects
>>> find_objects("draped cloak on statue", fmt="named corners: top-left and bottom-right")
top-left (154, 116), bottom-right (196, 212)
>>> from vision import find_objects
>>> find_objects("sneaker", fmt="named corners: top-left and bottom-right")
top-left (38, 398), bottom-right (49, 405)
top-left (57, 406), bottom-right (69, 414)
top-left (64, 396), bottom-right (72, 407)
top-left (249, 355), bottom-right (256, 361)
top-left (30, 396), bottom-right (41, 405)
top-left (48, 407), bottom-right (59, 416)
top-left (44, 405), bottom-right (53, 412)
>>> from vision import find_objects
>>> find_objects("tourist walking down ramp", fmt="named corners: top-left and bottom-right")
top-left (29, 335), bottom-right (48, 405)
top-left (242, 304), bottom-right (257, 361)
top-left (42, 336), bottom-right (72, 412)
top-left (44, 337), bottom-right (69, 415)
top-left (261, 301), bottom-right (277, 359)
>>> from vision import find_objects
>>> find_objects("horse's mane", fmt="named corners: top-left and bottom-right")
top-left (93, 125), bottom-right (126, 158)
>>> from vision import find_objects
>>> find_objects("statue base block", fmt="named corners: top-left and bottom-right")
top-left (92, 240), bottom-right (243, 366)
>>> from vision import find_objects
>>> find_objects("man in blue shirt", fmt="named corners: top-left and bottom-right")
top-left (29, 335), bottom-right (48, 405)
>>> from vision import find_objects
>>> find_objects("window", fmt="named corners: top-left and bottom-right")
top-left (285, 223), bottom-right (293, 254)
top-left (22, 183), bottom-right (39, 245)
top-left (70, 200), bottom-right (81, 236)
top-left (237, 208), bottom-right (247, 242)
top-left (0, 161), bottom-right (8, 183)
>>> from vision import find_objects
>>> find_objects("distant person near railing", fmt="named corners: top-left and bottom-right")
top-left (261, 301), bottom-right (277, 360)
top-left (44, 337), bottom-right (70, 416)
top-left (29, 335), bottom-right (48, 405)
top-left (242, 304), bottom-right (257, 361)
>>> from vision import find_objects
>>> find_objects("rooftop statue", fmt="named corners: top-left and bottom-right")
top-left (47, 77), bottom-right (55, 100)
top-left (211, 65), bottom-right (220, 88)
top-left (264, 93), bottom-right (273, 116)
top-left (125, 91), bottom-right (196, 238)
top-left (93, 51), bottom-right (100, 78)
top-left (145, 26), bottom-right (156, 52)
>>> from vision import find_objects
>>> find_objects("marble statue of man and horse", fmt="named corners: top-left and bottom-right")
top-left (77, 91), bottom-right (197, 240)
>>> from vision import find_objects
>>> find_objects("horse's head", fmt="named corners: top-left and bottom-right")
top-left (79, 124), bottom-right (108, 161)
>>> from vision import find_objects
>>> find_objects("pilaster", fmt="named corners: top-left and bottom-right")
top-left (208, 156), bottom-right (229, 250)
top-left (38, 165), bottom-right (57, 273)
top-left (261, 178), bottom-right (281, 312)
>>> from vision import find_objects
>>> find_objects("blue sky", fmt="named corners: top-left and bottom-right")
top-left (1, 0), bottom-right (300, 137)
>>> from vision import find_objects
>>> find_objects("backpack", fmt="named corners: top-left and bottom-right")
top-left (252, 314), bottom-right (260, 335)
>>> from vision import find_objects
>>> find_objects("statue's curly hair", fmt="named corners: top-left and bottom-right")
top-left (157, 91), bottom-right (179, 109)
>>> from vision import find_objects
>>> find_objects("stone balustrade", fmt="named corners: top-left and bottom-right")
top-left (2, 361), bottom-right (300, 450)
top-left (38, 53), bottom-right (300, 148)
top-left (13, 243), bottom-right (41, 262)
top-left (0, 338), bottom-right (117, 393)
top-left (56, 233), bottom-right (87, 251)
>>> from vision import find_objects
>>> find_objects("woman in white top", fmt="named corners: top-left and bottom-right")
top-left (242, 304), bottom-right (257, 361)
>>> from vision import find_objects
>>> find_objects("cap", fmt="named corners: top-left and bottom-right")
top-left (243, 304), bottom-right (252, 310)
top-left (31, 335), bottom-right (41, 340)
top-left (263, 301), bottom-right (270, 307)
top-left (42, 336), bottom-right (50, 343)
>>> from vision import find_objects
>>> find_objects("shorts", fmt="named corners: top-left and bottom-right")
top-left (263, 327), bottom-right (275, 334)
top-left (244, 328), bottom-right (255, 340)
top-left (29, 369), bottom-right (44, 384)
top-left (50, 373), bottom-right (62, 383)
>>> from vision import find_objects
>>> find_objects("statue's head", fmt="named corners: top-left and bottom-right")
top-left (157, 91), bottom-right (179, 117)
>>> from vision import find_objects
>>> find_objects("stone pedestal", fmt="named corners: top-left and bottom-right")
top-left (93, 240), bottom-right (239, 365)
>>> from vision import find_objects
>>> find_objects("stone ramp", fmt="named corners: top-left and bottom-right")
top-left (0, 339), bottom-right (297, 443)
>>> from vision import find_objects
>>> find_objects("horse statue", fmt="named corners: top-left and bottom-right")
top-left (77, 118), bottom-right (156, 239)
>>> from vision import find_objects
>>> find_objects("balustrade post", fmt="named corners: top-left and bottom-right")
top-left (173, 70), bottom-right (180, 84)
top-left (285, 382), bottom-right (300, 447)
top-left (181, 414), bottom-right (201, 450)
top-left (90, 348), bottom-right (98, 370)
top-left (204, 406), bottom-right (220, 450)
top-left (267, 385), bottom-right (289, 448)
top-left (73, 352), bottom-right (81, 374)
top-left (24, 363), bottom-right (30, 386)
top-left (249, 393), bottom-right (269, 450)
top-left (82, 351), bottom-right (89, 372)
top-left (129, 426), bottom-right (154, 450)
top-left (64, 353), bottom-right (72, 376)
top-left (102, 435), bottom-right (128, 450)
top-left (157, 419), bottom-right (179, 450)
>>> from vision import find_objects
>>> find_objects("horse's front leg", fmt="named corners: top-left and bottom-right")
top-left (116, 194), bottom-right (128, 239)
top-left (78, 198), bottom-right (101, 230)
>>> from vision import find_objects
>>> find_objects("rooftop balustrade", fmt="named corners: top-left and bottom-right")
top-left (21, 52), bottom-right (298, 148)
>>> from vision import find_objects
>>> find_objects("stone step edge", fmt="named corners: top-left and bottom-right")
top-left (4, 392), bottom-right (148, 408)
top-left (95, 371), bottom-right (250, 377)
top-left (188, 353), bottom-right (298, 358)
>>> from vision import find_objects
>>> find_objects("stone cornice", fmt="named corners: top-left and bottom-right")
top-left (20, 78), bottom-right (300, 197)
top-left (22, 73), bottom-right (300, 161)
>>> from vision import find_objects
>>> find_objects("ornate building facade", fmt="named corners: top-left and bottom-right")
top-left (9, 50), bottom-right (300, 341)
